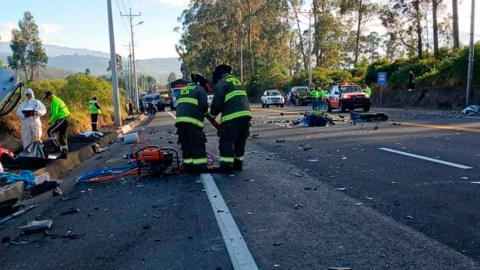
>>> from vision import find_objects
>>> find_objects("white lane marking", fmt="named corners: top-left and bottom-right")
top-left (379, 148), bottom-right (473, 170)
top-left (471, 182), bottom-right (480, 184)
top-left (201, 174), bottom-right (259, 270)
top-left (165, 109), bottom-right (258, 269)
top-left (166, 111), bottom-right (176, 119)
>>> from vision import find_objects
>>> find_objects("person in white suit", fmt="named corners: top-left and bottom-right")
top-left (16, 88), bottom-right (47, 149)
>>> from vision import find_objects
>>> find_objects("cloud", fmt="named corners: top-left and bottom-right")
top-left (40, 23), bottom-right (60, 35)
top-left (0, 22), bottom-right (17, 41)
top-left (142, 0), bottom-right (189, 8)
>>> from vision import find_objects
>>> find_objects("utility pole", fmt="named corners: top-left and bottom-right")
top-left (122, 8), bottom-right (142, 111)
top-left (107, 0), bottom-right (122, 126)
top-left (466, 0), bottom-right (475, 106)
top-left (308, 11), bottom-right (313, 89)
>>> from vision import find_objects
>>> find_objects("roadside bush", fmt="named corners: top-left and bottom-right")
top-left (1, 75), bottom-right (126, 140)
top-left (388, 58), bottom-right (437, 89)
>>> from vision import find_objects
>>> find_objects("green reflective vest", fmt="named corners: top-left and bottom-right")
top-left (210, 74), bottom-right (251, 123)
top-left (365, 86), bottom-right (372, 96)
top-left (89, 100), bottom-right (101, 114)
top-left (310, 90), bottom-right (317, 98)
top-left (175, 83), bottom-right (208, 128)
top-left (49, 96), bottom-right (70, 124)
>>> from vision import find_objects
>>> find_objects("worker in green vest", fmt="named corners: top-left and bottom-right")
top-left (45, 91), bottom-right (71, 159)
top-left (364, 84), bottom-right (372, 96)
top-left (317, 87), bottom-right (325, 111)
top-left (310, 88), bottom-right (317, 110)
top-left (88, 97), bottom-right (101, 131)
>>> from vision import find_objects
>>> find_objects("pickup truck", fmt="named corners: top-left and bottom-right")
top-left (290, 86), bottom-right (311, 106)
top-left (325, 84), bottom-right (371, 112)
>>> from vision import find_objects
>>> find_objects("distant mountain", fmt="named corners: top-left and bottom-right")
top-left (0, 44), bottom-right (182, 83)
top-left (0, 43), bottom-right (110, 58)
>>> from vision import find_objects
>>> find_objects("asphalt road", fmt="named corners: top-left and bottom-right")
top-left (1, 104), bottom-right (480, 270)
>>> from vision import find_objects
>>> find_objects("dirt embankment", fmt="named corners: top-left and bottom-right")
top-left (371, 86), bottom-right (480, 110)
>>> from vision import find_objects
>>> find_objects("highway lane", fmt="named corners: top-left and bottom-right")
top-left (0, 106), bottom-right (479, 269)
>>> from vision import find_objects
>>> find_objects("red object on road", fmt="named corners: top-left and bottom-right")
top-left (0, 147), bottom-right (14, 161)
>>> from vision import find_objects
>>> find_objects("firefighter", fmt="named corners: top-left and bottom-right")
top-left (209, 64), bottom-right (251, 173)
top-left (45, 91), bottom-right (71, 159)
top-left (89, 97), bottom-right (101, 131)
top-left (175, 73), bottom-right (209, 173)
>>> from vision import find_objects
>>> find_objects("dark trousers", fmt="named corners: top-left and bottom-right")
top-left (219, 117), bottom-right (250, 168)
top-left (91, 114), bottom-right (99, 131)
top-left (177, 124), bottom-right (207, 170)
top-left (47, 117), bottom-right (70, 151)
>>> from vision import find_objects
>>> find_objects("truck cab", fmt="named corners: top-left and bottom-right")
top-left (326, 84), bottom-right (370, 112)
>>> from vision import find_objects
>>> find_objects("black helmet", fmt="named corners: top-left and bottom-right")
top-left (212, 64), bottom-right (232, 84)
top-left (191, 73), bottom-right (207, 88)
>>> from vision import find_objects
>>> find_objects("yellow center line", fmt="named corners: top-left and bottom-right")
top-left (392, 121), bottom-right (480, 134)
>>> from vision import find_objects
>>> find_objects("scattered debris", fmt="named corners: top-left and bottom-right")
top-left (460, 105), bottom-right (480, 116)
top-left (394, 201), bottom-right (400, 206)
top-left (294, 204), bottom-right (303, 210)
top-left (461, 177), bottom-right (469, 180)
top-left (470, 182), bottom-right (480, 184)
top-left (294, 173), bottom-right (303, 177)
top-left (308, 159), bottom-right (319, 162)
top-left (251, 134), bottom-right (260, 139)
top-left (0, 205), bottom-right (37, 225)
top-left (406, 215), bottom-right (414, 220)
top-left (354, 203), bottom-right (363, 206)
top-left (143, 225), bottom-right (151, 230)
top-left (247, 212), bottom-right (253, 215)
top-left (392, 122), bottom-right (401, 126)
top-left (335, 188), bottom-right (346, 191)
top-left (273, 240), bottom-right (282, 246)
top-left (276, 139), bottom-right (285, 143)
top-left (350, 111), bottom-right (388, 123)
top-left (61, 196), bottom-right (78, 201)
top-left (52, 187), bottom-right (63, 197)
top-left (60, 209), bottom-right (80, 216)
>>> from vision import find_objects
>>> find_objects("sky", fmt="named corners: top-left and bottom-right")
top-left (0, 0), bottom-right (479, 60)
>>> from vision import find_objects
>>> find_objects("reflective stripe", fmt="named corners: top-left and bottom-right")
top-left (235, 156), bottom-right (244, 162)
top-left (221, 110), bottom-right (252, 123)
top-left (184, 158), bottom-right (193, 164)
top-left (220, 156), bottom-right (234, 163)
top-left (176, 97), bottom-right (198, 107)
top-left (225, 90), bottom-right (247, 102)
top-left (175, 116), bottom-right (205, 128)
top-left (192, 158), bottom-right (207, 165)
top-left (205, 112), bottom-right (217, 119)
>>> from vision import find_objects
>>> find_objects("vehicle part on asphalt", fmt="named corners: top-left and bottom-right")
top-left (350, 111), bottom-right (388, 123)
top-left (30, 180), bottom-right (59, 196)
top-left (60, 208), bottom-right (80, 215)
top-left (460, 105), bottom-right (480, 116)
top-left (19, 219), bottom-right (53, 233)
top-left (0, 205), bottom-right (37, 225)
top-left (124, 132), bottom-right (140, 144)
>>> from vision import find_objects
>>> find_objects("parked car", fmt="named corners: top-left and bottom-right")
top-left (325, 83), bottom-right (370, 112)
top-left (207, 95), bottom-right (214, 107)
top-left (261, 90), bottom-right (285, 108)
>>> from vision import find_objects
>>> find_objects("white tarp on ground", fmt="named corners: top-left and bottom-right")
top-left (460, 105), bottom-right (480, 116)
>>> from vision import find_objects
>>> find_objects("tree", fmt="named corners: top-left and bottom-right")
top-left (85, 68), bottom-right (91, 75)
top-left (432, 0), bottom-right (443, 59)
top-left (340, 0), bottom-right (378, 66)
top-left (363, 32), bottom-right (382, 62)
top-left (167, 72), bottom-right (177, 83)
top-left (7, 11), bottom-right (48, 82)
top-left (107, 54), bottom-right (123, 72)
top-left (380, 0), bottom-right (425, 59)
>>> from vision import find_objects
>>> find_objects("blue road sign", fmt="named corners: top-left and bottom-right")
top-left (377, 72), bottom-right (387, 85)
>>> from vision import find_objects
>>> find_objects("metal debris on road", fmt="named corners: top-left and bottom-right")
top-left (461, 177), bottom-right (469, 180)
top-left (354, 203), bottom-right (363, 206)
top-left (470, 182), bottom-right (480, 184)
top-left (61, 196), bottom-right (79, 201)
top-left (60, 208), bottom-right (80, 216)
top-left (294, 204), bottom-right (303, 210)
top-left (52, 187), bottom-right (63, 196)
top-left (335, 188), bottom-right (346, 191)
top-left (308, 159), bottom-right (319, 162)
top-left (276, 139), bottom-right (285, 143)
top-left (0, 205), bottom-right (38, 225)
top-left (251, 134), bottom-right (260, 138)
top-left (406, 215), bottom-right (414, 219)
top-left (247, 212), bottom-right (253, 215)
top-left (273, 240), bottom-right (282, 246)
top-left (294, 173), bottom-right (303, 177)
